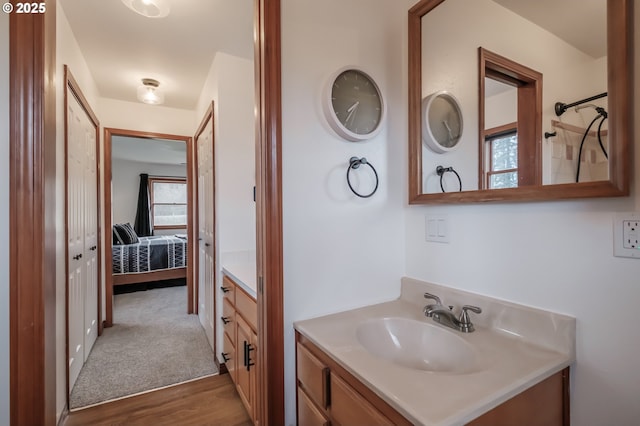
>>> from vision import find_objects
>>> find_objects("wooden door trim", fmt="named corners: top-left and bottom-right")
top-left (256, 0), bottom-right (284, 423)
top-left (9, 3), bottom-right (58, 424)
top-left (11, 0), bottom-right (285, 423)
top-left (193, 102), bottom-right (217, 364)
top-left (63, 65), bottom-right (103, 405)
top-left (103, 128), bottom-right (194, 327)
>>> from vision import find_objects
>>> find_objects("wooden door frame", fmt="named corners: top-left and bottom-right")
top-left (9, 0), bottom-right (284, 424)
top-left (9, 2), bottom-right (58, 424)
top-left (63, 65), bottom-right (103, 404)
top-left (255, 0), bottom-right (284, 423)
top-left (103, 128), bottom-right (194, 327)
top-left (193, 102), bottom-right (217, 364)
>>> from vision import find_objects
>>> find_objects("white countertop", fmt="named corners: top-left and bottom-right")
top-left (222, 262), bottom-right (257, 299)
top-left (294, 277), bottom-right (575, 426)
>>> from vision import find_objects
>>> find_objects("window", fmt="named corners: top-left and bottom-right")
top-left (149, 177), bottom-right (187, 229)
top-left (485, 125), bottom-right (518, 189)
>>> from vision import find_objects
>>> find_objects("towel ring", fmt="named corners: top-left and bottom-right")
top-left (436, 165), bottom-right (462, 193)
top-left (347, 157), bottom-right (379, 198)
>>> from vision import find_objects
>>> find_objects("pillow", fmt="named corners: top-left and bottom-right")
top-left (113, 227), bottom-right (124, 245)
top-left (113, 223), bottom-right (139, 245)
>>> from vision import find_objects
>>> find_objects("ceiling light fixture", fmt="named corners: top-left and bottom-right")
top-left (137, 78), bottom-right (165, 105)
top-left (121, 0), bottom-right (170, 18)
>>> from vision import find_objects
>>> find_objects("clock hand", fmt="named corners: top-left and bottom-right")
top-left (345, 101), bottom-right (360, 124)
top-left (443, 120), bottom-right (454, 141)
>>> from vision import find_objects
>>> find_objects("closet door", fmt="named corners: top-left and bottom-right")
top-left (67, 92), bottom-right (87, 389)
top-left (83, 118), bottom-right (99, 360)
top-left (66, 68), bottom-right (100, 391)
top-left (196, 115), bottom-right (215, 349)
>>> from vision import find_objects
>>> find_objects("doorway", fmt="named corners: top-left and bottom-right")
top-left (103, 129), bottom-right (195, 327)
top-left (8, 0), bottom-right (284, 424)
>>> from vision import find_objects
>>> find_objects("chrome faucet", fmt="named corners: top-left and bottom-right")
top-left (423, 292), bottom-right (482, 333)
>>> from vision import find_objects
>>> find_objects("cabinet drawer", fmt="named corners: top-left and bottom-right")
top-left (221, 275), bottom-right (236, 304)
top-left (329, 372), bottom-right (393, 426)
top-left (296, 343), bottom-right (329, 409)
top-left (298, 386), bottom-right (330, 426)
top-left (222, 332), bottom-right (236, 383)
top-left (222, 298), bottom-right (235, 344)
top-left (235, 286), bottom-right (257, 331)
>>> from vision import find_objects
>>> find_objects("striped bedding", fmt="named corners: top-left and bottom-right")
top-left (112, 235), bottom-right (187, 275)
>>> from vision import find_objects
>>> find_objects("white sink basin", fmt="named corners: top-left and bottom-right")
top-left (356, 317), bottom-right (481, 373)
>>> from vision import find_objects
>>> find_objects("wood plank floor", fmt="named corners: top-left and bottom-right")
top-left (63, 374), bottom-right (252, 426)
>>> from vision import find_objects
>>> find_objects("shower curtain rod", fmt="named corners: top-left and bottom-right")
top-left (554, 92), bottom-right (607, 116)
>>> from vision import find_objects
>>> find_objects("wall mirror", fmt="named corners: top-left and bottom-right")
top-left (408, 0), bottom-right (632, 203)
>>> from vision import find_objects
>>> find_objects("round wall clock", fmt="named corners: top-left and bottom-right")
top-left (422, 91), bottom-right (464, 153)
top-left (323, 67), bottom-right (385, 142)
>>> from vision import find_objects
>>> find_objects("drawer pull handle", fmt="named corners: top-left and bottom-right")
top-left (221, 352), bottom-right (230, 363)
top-left (245, 342), bottom-right (255, 371)
top-left (220, 286), bottom-right (230, 293)
top-left (323, 367), bottom-right (331, 408)
top-left (221, 316), bottom-right (231, 325)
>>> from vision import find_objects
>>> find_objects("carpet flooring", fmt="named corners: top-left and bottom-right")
top-left (69, 285), bottom-right (218, 409)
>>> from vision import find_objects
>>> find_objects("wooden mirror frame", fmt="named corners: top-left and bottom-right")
top-left (408, 0), bottom-right (632, 204)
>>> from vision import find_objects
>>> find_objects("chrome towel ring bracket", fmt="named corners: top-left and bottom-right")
top-left (347, 157), bottom-right (379, 198)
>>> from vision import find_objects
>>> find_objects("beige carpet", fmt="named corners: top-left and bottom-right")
top-left (69, 285), bottom-right (218, 409)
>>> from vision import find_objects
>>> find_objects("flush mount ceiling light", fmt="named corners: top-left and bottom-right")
top-left (137, 78), bottom-right (165, 105)
top-left (121, 0), bottom-right (170, 18)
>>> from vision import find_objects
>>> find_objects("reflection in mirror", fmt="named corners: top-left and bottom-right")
top-left (479, 48), bottom-right (542, 190)
top-left (408, 0), bottom-right (631, 202)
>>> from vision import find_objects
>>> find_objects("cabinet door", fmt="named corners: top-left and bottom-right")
top-left (329, 373), bottom-right (393, 426)
top-left (250, 329), bottom-right (259, 425)
top-left (236, 316), bottom-right (254, 418)
top-left (468, 369), bottom-right (566, 426)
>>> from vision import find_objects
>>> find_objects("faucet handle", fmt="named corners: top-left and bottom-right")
top-left (423, 292), bottom-right (442, 305)
top-left (459, 305), bottom-right (482, 332)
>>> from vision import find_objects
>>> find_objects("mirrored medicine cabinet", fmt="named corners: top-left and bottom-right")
top-left (408, 0), bottom-right (632, 204)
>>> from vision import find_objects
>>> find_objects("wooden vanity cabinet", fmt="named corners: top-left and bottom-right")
top-left (221, 273), bottom-right (258, 425)
top-left (295, 332), bottom-right (569, 426)
top-left (467, 368), bottom-right (570, 426)
top-left (296, 333), bottom-right (412, 426)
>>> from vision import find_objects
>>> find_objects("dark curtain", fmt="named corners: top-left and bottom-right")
top-left (134, 173), bottom-right (153, 236)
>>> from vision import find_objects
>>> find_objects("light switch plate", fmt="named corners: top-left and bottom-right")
top-left (613, 212), bottom-right (640, 258)
top-left (425, 214), bottom-right (449, 243)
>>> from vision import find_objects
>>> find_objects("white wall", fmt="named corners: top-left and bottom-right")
top-left (405, 6), bottom-right (640, 425)
top-left (196, 51), bottom-right (257, 358)
top-left (111, 158), bottom-right (186, 227)
top-left (421, 0), bottom-right (608, 191)
top-left (99, 98), bottom-right (195, 136)
top-left (0, 11), bottom-right (10, 426)
top-left (281, 0), bottom-right (411, 423)
top-left (55, 3), bottom-right (102, 421)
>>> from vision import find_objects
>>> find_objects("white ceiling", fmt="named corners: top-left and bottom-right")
top-left (112, 136), bottom-right (186, 165)
top-left (59, 0), bottom-right (254, 110)
top-left (492, 0), bottom-right (607, 59)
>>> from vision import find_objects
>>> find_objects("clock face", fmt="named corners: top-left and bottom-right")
top-left (422, 91), bottom-right (463, 153)
top-left (326, 69), bottom-right (384, 141)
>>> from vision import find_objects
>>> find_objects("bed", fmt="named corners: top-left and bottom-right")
top-left (112, 235), bottom-right (187, 285)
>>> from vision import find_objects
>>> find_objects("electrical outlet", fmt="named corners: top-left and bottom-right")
top-left (622, 220), bottom-right (639, 249)
top-left (614, 213), bottom-right (640, 258)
